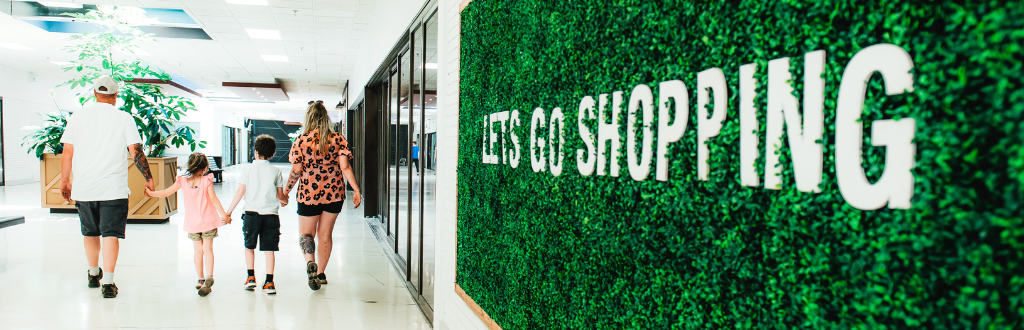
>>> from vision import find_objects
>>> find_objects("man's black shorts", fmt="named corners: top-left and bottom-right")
top-left (297, 201), bottom-right (344, 217)
top-left (242, 212), bottom-right (281, 251)
top-left (77, 199), bottom-right (129, 238)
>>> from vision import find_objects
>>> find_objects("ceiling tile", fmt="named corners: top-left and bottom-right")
top-left (138, 0), bottom-right (187, 8)
top-left (236, 18), bottom-right (279, 29)
top-left (276, 19), bottom-right (315, 29)
top-left (231, 10), bottom-right (276, 19)
top-left (183, 1), bottom-right (231, 10)
top-left (316, 9), bottom-right (358, 17)
top-left (281, 31), bottom-right (315, 42)
top-left (271, 0), bottom-right (314, 8)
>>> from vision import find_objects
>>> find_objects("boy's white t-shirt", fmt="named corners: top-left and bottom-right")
top-left (59, 103), bottom-right (143, 201)
top-left (239, 159), bottom-right (285, 214)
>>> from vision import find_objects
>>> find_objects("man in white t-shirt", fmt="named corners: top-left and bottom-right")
top-left (59, 75), bottom-right (155, 299)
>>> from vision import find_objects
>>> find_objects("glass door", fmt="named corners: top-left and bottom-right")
top-left (420, 12), bottom-right (438, 307)
top-left (397, 45), bottom-right (412, 270)
top-left (409, 24), bottom-right (423, 289)
top-left (389, 62), bottom-right (399, 242)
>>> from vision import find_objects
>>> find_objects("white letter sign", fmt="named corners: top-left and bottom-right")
top-left (530, 108), bottom-right (547, 172)
top-left (576, 96), bottom-right (597, 176)
top-left (765, 51), bottom-right (825, 192)
top-left (836, 44), bottom-right (916, 210)
top-left (549, 107), bottom-right (565, 177)
top-left (627, 84), bottom-right (654, 181)
top-left (656, 80), bottom-right (688, 182)
top-left (697, 68), bottom-right (728, 181)
top-left (739, 63), bottom-right (759, 187)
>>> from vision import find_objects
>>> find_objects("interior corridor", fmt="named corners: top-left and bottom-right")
top-left (0, 165), bottom-right (431, 330)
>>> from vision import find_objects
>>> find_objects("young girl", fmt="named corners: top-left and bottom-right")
top-left (146, 153), bottom-right (232, 297)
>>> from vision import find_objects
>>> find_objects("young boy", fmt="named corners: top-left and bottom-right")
top-left (226, 134), bottom-right (288, 294)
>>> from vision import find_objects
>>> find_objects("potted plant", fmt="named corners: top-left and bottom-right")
top-left (23, 5), bottom-right (205, 222)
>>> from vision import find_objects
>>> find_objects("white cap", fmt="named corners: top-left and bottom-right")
top-left (93, 75), bottom-right (119, 95)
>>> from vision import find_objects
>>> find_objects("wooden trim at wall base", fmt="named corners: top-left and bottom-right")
top-left (460, 0), bottom-right (472, 12)
top-left (455, 284), bottom-right (502, 330)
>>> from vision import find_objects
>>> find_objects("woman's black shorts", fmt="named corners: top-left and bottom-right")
top-left (297, 201), bottom-right (344, 217)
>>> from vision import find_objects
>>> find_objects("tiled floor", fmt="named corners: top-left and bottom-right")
top-left (0, 165), bottom-right (431, 330)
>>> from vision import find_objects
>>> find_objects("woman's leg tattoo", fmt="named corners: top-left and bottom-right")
top-left (299, 234), bottom-right (315, 255)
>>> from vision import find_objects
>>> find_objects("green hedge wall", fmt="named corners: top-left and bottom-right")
top-left (456, 0), bottom-right (1024, 328)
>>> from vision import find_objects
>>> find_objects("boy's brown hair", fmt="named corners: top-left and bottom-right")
top-left (255, 134), bottom-right (276, 159)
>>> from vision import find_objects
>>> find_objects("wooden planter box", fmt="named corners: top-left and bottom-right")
top-left (40, 154), bottom-right (179, 224)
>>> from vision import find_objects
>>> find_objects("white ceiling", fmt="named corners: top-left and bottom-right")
top-left (0, 0), bottom-right (379, 117)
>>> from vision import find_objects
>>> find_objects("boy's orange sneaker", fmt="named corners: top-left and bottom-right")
top-left (263, 282), bottom-right (276, 294)
top-left (244, 276), bottom-right (257, 291)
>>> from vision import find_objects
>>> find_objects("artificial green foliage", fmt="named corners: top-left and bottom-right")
top-left (457, 0), bottom-right (1024, 329)
top-left (22, 5), bottom-right (205, 159)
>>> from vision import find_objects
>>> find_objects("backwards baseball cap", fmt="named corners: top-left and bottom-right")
top-left (93, 75), bottom-right (119, 95)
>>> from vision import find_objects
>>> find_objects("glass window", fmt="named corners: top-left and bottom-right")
top-left (421, 13), bottom-right (438, 307)
top-left (398, 45), bottom-right (412, 265)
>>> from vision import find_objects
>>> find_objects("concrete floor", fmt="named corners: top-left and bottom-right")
top-left (0, 165), bottom-right (431, 330)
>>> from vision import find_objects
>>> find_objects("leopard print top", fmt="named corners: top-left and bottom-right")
top-left (289, 130), bottom-right (354, 205)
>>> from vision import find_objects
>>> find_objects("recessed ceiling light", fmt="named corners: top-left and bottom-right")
top-left (0, 43), bottom-right (34, 51)
top-left (425, 63), bottom-right (437, 69)
top-left (37, 2), bottom-right (84, 8)
top-left (245, 28), bottom-right (281, 40)
top-left (256, 91), bottom-right (261, 94)
top-left (226, 0), bottom-right (268, 5)
top-left (261, 55), bottom-right (288, 62)
top-left (50, 61), bottom-right (73, 66)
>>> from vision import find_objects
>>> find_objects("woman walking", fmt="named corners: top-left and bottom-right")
top-left (284, 101), bottom-right (363, 290)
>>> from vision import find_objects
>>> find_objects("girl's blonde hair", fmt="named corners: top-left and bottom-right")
top-left (186, 152), bottom-right (209, 177)
top-left (303, 100), bottom-right (334, 154)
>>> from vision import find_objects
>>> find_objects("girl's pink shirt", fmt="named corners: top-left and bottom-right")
top-left (178, 174), bottom-right (222, 234)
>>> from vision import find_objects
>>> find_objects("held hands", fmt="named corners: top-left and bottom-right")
top-left (60, 181), bottom-right (72, 202)
top-left (143, 179), bottom-right (157, 198)
top-left (280, 195), bottom-right (289, 207)
top-left (222, 214), bottom-right (232, 225)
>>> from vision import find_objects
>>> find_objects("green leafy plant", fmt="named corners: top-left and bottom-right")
top-left (457, 0), bottom-right (1024, 329)
top-left (22, 5), bottom-right (205, 159)
top-left (21, 110), bottom-right (70, 159)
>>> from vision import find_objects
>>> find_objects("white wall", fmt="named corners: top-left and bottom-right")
top-left (164, 100), bottom-right (225, 158)
top-left (433, 0), bottom-right (489, 329)
top-left (0, 64), bottom-right (79, 185)
top-left (348, 0), bottom-right (428, 105)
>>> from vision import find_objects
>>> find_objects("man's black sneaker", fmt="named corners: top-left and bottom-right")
top-left (306, 261), bottom-right (321, 291)
top-left (88, 269), bottom-right (103, 288)
top-left (317, 273), bottom-right (327, 284)
top-left (101, 284), bottom-right (118, 298)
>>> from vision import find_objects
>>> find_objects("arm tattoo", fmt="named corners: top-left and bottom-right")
top-left (131, 145), bottom-right (153, 181)
top-left (286, 168), bottom-right (301, 193)
top-left (299, 234), bottom-right (315, 255)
